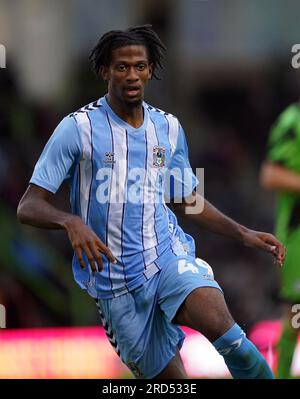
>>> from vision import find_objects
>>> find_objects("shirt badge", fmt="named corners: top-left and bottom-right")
top-left (153, 146), bottom-right (165, 167)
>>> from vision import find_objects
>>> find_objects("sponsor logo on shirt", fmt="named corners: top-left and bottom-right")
top-left (104, 152), bottom-right (116, 164)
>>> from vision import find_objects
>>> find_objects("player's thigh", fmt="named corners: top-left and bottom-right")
top-left (173, 286), bottom-right (235, 342)
top-left (157, 254), bottom-right (233, 342)
top-left (154, 348), bottom-right (188, 379)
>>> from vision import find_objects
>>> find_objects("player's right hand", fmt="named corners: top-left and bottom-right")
top-left (64, 215), bottom-right (117, 273)
top-left (241, 229), bottom-right (286, 267)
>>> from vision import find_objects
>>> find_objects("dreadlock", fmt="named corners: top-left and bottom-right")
top-left (89, 25), bottom-right (166, 79)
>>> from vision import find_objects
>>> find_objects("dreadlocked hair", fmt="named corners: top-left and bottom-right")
top-left (89, 24), bottom-right (166, 79)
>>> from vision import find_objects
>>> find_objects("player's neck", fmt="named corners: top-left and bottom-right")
top-left (106, 94), bottom-right (144, 128)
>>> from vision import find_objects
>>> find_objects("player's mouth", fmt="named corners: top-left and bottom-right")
top-left (124, 86), bottom-right (141, 97)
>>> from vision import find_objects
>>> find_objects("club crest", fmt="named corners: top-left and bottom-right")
top-left (153, 146), bottom-right (165, 167)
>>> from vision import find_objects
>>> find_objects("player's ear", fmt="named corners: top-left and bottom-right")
top-left (100, 66), bottom-right (109, 81)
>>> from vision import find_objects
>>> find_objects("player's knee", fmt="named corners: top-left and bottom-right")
top-left (203, 315), bottom-right (235, 343)
top-left (200, 299), bottom-right (235, 342)
top-left (176, 286), bottom-right (235, 341)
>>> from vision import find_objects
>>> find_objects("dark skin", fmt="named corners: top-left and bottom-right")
top-left (100, 45), bottom-right (153, 128)
top-left (17, 44), bottom-right (285, 379)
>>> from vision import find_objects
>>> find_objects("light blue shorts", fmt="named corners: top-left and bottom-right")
top-left (96, 251), bottom-right (222, 378)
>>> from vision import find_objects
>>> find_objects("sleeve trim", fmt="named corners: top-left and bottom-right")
top-left (29, 177), bottom-right (58, 194)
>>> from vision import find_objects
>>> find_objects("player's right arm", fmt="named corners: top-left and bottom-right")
top-left (260, 105), bottom-right (300, 194)
top-left (260, 161), bottom-right (300, 193)
top-left (17, 116), bottom-right (116, 272)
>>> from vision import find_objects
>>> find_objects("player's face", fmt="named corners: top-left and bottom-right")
top-left (101, 45), bottom-right (152, 106)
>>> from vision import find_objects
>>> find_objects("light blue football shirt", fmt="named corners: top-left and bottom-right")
top-left (30, 96), bottom-right (198, 298)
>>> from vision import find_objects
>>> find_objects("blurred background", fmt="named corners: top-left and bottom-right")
top-left (0, 0), bottom-right (300, 378)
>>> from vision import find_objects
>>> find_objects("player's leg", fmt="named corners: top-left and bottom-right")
top-left (173, 286), bottom-right (274, 379)
top-left (173, 286), bottom-right (233, 341)
top-left (277, 302), bottom-right (299, 379)
top-left (157, 254), bottom-right (274, 379)
top-left (154, 347), bottom-right (188, 379)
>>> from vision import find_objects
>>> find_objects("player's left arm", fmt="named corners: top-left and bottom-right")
top-left (171, 191), bottom-right (285, 267)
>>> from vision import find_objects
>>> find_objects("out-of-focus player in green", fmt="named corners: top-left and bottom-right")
top-left (260, 102), bottom-right (300, 378)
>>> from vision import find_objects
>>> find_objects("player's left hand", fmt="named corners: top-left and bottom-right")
top-left (241, 229), bottom-right (285, 267)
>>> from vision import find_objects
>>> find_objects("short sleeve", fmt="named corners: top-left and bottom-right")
top-left (30, 116), bottom-right (83, 193)
top-left (164, 124), bottom-right (199, 200)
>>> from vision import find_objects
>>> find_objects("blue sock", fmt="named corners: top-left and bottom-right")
top-left (213, 323), bottom-right (274, 379)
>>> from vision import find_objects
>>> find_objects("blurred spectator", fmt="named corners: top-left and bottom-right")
top-left (260, 101), bottom-right (300, 378)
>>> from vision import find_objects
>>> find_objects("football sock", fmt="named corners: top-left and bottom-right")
top-left (277, 321), bottom-right (298, 379)
top-left (213, 323), bottom-right (274, 379)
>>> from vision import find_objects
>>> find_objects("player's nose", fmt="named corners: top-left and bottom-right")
top-left (126, 66), bottom-right (139, 81)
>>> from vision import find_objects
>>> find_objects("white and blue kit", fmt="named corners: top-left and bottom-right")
top-left (30, 96), bottom-right (234, 378)
top-left (30, 95), bottom-right (275, 379)
top-left (30, 96), bottom-right (216, 296)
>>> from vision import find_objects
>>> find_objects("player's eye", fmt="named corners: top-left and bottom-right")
top-left (136, 64), bottom-right (147, 71)
top-left (116, 64), bottom-right (126, 72)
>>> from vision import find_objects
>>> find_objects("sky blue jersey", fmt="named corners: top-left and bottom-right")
top-left (30, 96), bottom-right (198, 299)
